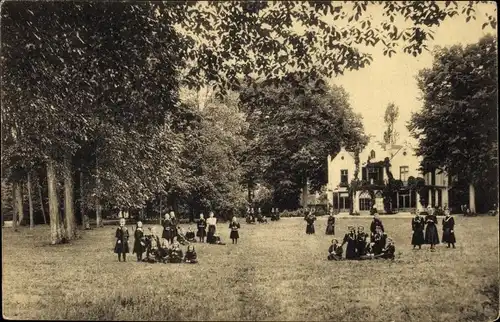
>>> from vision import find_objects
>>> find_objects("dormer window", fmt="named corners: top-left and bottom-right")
top-left (341, 156), bottom-right (344, 160)
top-left (403, 151), bottom-right (407, 156)
top-left (370, 150), bottom-right (376, 159)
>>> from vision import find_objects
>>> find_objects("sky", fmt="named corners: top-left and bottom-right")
top-left (329, 2), bottom-right (497, 144)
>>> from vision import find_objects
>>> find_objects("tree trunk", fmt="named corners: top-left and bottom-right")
top-left (159, 194), bottom-right (162, 225)
top-left (38, 177), bottom-right (48, 225)
top-left (47, 160), bottom-right (63, 244)
top-left (11, 182), bottom-right (19, 232)
top-left (302, 179), bottom-right (308, 208)
top-left (469, 183), bottom-right (476, 213)
top-left (95, 157), bottom-right (102, 228)
top-left (64, 156), bottom-right (76, 239)
top-left (79, 171), bottom-right (85, 226)
top-left (14, 181), bottom-right (24, 225)
top-left (27, 172), bottom-right (34, 229)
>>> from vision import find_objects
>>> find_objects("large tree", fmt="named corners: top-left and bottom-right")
top-left (240, 74), bottom-right (368, 209)
top-left (383, 103), bottom-right (400, 145)
top-left (408, 34), bottom-right (498, 213)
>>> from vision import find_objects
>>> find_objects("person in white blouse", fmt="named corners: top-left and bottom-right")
top-left (206, 212), bottom-right (217, 244)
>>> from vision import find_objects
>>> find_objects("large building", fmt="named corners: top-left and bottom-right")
top-left (326, 138), bottom-right (450, 214)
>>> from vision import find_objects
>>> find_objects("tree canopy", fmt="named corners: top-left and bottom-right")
top-left (408, 34), bottom-right (498, 211)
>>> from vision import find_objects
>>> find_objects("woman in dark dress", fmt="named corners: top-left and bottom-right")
top-left (424, 211), bottom-right (439, 251)
top-left (206, 212), bottom-right (217, 243)
top-left (184, 245), bottom-right (198, 263)
top-left (356, 226), bottom-right (368, 257)
top-left (197, 213), bottom-right (207, 243)
top-left (133, 221), bottom-right (146, 262)
top-left (371, 226), bottom-right (387, 255)
top-left (229, 216), bottom-right (241, 244)
top-left (304, 211), bottom-right (316, 234)
top-left (341, 226), bottom-right (357, 259)
top-left (411, 212), bottom-right (425, 249)
top-left (327, 239), bottom-right (343, 261)
top-left (441, 210), bottom-right (456, 248)
top-left (185, 226), bottom-right (196, 242)
top-left (370, 214), bottom-right (385, 242)
top-left (169, 212), bottom-right (178, 245)
top-left (325, 210), bottom-right (336, 235)
top-left (162, 213), bottom-right (173, 247)
top-left (114, 218), bottom-right (130, 262)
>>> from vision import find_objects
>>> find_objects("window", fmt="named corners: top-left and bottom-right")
top-left (370, 150), bottom-right (376, 159)
top-left (367, 167), bottom-right (380, 183)
top-left (398, 192), bottom-right (411, 209)
top-left (400, 166), bottom-right (409, 182)
top-left (340, 169), bottom-right (348, 183)
top-left (359, 191), bottom-right (372, 211)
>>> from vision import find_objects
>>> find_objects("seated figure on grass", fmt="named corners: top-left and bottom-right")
top-left (210, 233), bottom-right (226, 245)
top-left (185, 226), bottom-right (197, 242)
top-left (327, 239), bottom-right (343, 261)
top-left (184, 245), bottom-right (198, 263)
top-left (144, 227), bottom-right (163, 263)
top-left (359, 237), bottom-right (396, 260)
top-left (168, 242), bottom-right (184, 263)
top-left (175, 226), bottom-right (190, 246)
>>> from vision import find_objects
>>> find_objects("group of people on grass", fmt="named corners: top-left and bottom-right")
top-left (113, 212), bottom-right (245, 263)
top-left (411, 206), bottom-right (457, 251)
top-left (327, 215), bottom-right (395, 260)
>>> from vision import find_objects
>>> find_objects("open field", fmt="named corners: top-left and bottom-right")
top-left (2, 216), bottom-right (499, 321)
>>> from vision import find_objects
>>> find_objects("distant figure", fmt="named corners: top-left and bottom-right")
top-left (371, 225), bottom-right (387, 256)
top-left (376, 237), bottom-right (396, 259)
top-left (304, 210), bottom-right (316, 234)
top-left (168, 242), bottom-right (183, 263)
top-left (325, 209), bottom-right (336, 235)
top-left (441, 210), bottom-right (456, 248)
top-left (341, 226), bottom-right (357, 260)
top-left (370, 204), bottom-right (378, 216)
top-left (133, 221), bottom-right (146, 262)
top-left (169, 212), bottom-right (178, 245)
top-left (114, 218), bottom-right (130, 262)
top-left (356, 226), bottom-right (368, 257)
top-left (185, 226), bottom-right (196, 242)
top-left (411, 212), bottom-right (425, 249)
top-left (206, 212), bottom-right (217, 243)
top-left (197, 213), bottom-right (207, 243)
top-left (229, 216), bottom-right (241, 244)
top-left (370, 214), bottom-right (384, 242)
top-left (184, 245), bottom-right (198, 264)
top-left (162, 213), bottom-right (172, 246)
top-left (424, 211), bottom-right (439, 251)
top-left (327, 239), bottom-right (343, 261)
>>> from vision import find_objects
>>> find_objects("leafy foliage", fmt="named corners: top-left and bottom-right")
top-left (408, 35), bottom-right (498, 211)
top-left (240, 74), bottom-right (368, 209)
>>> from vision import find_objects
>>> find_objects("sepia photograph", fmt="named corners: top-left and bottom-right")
top-left (1, 1), bottom-right (498, 321)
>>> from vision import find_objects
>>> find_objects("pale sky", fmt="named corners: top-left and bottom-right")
top-left (330, 2), bottom-right (497, 144)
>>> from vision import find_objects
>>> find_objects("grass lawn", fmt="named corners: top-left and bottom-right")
top-left (2, 216), bottom-right (499, 321)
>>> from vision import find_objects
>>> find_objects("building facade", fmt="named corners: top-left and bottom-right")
top-left (326, 138), bottom-right (449, 214)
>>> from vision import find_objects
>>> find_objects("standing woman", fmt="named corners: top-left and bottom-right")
top-left (325, 209), bottom-right (336, 235)
top-left (114, 218), bottom-right (130, 262)
top-left (411, 212), bottom-right (425, 249)
top-left (133, 221), bottom-right (146, 262)
top-left (305, 210), bottom-right (316, 235)
top-left (197, 213), bottom-right (207, 243)
top-left (442, 209), bottom-right (456, 248)
top-left (229, 216), bottom-right (241, 244)
top-left (162, 213), bottom-right (172, 247)
top-left (424, 210), bottom-right (439, 251)
top-left (341, 226), bottom-right (357, 259)
top-left (169, 211), bottom-right (178, 245)
top-left (206, 212), bottom-right (217, 244)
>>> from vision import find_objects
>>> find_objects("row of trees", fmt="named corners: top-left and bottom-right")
top-left (409, 34), bottom-right (498, 213)
top-left (1, 2), bottom-right (496, 244)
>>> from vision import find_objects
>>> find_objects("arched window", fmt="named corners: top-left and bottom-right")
top-left (370, 150), bottom-right (376, 159)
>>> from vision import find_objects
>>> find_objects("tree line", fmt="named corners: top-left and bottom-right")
top-left (1, 1), bottom-right (496, 244)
